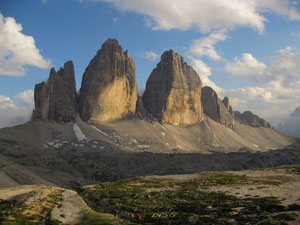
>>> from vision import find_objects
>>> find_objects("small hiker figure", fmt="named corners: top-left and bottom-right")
top-left (260, 172), bottom-right (264, 177)
top-left (137, 213), bottom-right (142, 222)
top-left (130, 212), bottom-right (135, 220)
top-left (114, 209), bottom-right (118, 219)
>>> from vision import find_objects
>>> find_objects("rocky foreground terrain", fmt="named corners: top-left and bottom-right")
top-left (1, 164), bottom-right (300, 224)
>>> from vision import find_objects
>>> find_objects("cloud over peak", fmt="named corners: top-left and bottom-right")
top-left (97, 0), bottom-right (300, 33)
top-left (225, 53), bottom-right (267, 82)
top-left (140, 51), bottom-right (160, 62)
top-left (0, 12), bottom-right (51, 76)
top-left (190, 30), bottom-right (229, 61)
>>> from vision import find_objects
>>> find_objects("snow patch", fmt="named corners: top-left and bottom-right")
top-left (252, 144), bottom-right (259, 148)
top-left (47, 141), bottom-right (54, 146)
top-left (73, 123), bottom-right (87, 141)
top-left (177, 145), bottom-right (183, 149)
top-left (91, 125), bottom-right (110, 138)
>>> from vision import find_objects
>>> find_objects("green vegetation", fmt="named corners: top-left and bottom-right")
top-left (83, 173), bottom-right (299, 224)
top-left (0, 199), bottom-right (37, 225)
top-left (1, 170), bottom-right (299, 225)
top-left (274, 164), bottom-right (300, 175)
top-left (77, 210), bottom-right (122, 225)
top-left (0, 189), bottom-right (63, 225)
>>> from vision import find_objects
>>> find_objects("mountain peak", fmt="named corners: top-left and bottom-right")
top-left (33, 60), bottom-right (77, 122)
top-left (142, 50), bottom-right (203, 125)
top-left (78, 38), bottom-right (138, 123)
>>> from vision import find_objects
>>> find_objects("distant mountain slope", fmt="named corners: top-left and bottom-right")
top-left (0, 117), bottom-right (298, 188)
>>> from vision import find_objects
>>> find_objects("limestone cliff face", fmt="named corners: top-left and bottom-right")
top-left (33, 61), bottom-right (77, 122)
top-left (78, 39), bottom-right (138, 123)
top-left (33, 82), bottom-right (49, 120)
top-left (201, 86), bottom-right (234, 127)
top-left (142, 50), bottom-right (203, 126)
top-left (235, 111), bottom-right (272, 128)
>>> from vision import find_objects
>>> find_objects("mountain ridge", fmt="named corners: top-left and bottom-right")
top-left (1, 38), bottom-right (298, 190)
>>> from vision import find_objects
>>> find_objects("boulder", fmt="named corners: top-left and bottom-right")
top-left (33, 61), bottom-right (77, 122)
top-left (142, 49), bottom-right (203, 125)
top-left (201, 86), bottom-right (234, 127)
top-left (78, 39), bottom-right (138, 123)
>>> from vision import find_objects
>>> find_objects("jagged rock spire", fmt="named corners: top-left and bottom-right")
top-left (33, 60), bottom-right (77, 122)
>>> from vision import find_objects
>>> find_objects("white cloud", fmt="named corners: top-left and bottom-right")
top-left (0, 91), bottom-right (34, 128)
top-left (268, 46), bottom-right (300, 88)
top-left (222, 86), bottom-right (300, 119)
top-left (0, 12), bottom-right (51, 76)
top-left (140, 51), bottom-right (160, 62)
top-left (15, 90), bottom-right (34, 105)
top-left (277, 105), bottom-right (300, 137)
top-left (225, 53), bottom-right (267, 82)
top-left (95, 0), bottom-right (300, 33)
top-left (0, 95), bottom-right (16, 109)
top-left (258, 0), bottom-right (300, 21)
top-left (113, 17), bottom-right (118, 23)
top-left (222, 47), bottom-right (300, 120)
top-left (291, 32), bottom-right (300, 39)
top-left (41, 0), bottom-right (47, 3)
top-left (225, 47), bottom-right (300, 88)
top-left (189, 46), bottom-right (300, 122)
top-left (190, 30), bottom-right (229, 60)
top-left (190, 57), bottom-right (222, 93)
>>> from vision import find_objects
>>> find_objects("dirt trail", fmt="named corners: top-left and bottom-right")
top-left (51, 189), bottom-right (90, 224)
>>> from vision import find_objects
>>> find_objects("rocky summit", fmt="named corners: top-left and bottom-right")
top-left (78, 39), bottom-right (138, 123)
top-left (222, 96), bottom-right (234, 116)
top-left (142, 49), bottom-right (203, 126)
top-left (32, 61), bottom-right (77, 122)
top-left (201, 86), bottom-right (234, 127)
top-left (235, 110), bottom-right (272, 128)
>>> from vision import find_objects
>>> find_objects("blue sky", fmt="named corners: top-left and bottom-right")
top-left (0, 0), bottom-right (300, 128)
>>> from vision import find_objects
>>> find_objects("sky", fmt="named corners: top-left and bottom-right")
top-left (0, 0), bottom-right (300, 130)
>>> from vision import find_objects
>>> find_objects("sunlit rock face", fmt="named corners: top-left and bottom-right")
top-left (143, 50), bottom-right (203, 126)
top-left (79, 39), bottom-right (138, 123)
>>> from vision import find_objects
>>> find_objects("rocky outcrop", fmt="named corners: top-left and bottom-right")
top-left (142, 50), bottom-right (203, 126)
top-left (136, 96), bottom-right (150, 119)
top-left (222, 97), bottom-right (234, 116)
top-left (78, 39), bottom-right (138, 123)
top-left (33, 61), bottom-right (77, 122)
top-left (201, 86), bottom-right (234, 127)
top-left (33, 82), bottom-right (49, 120)
top-left (234, 111), bottom-right (272, 128)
